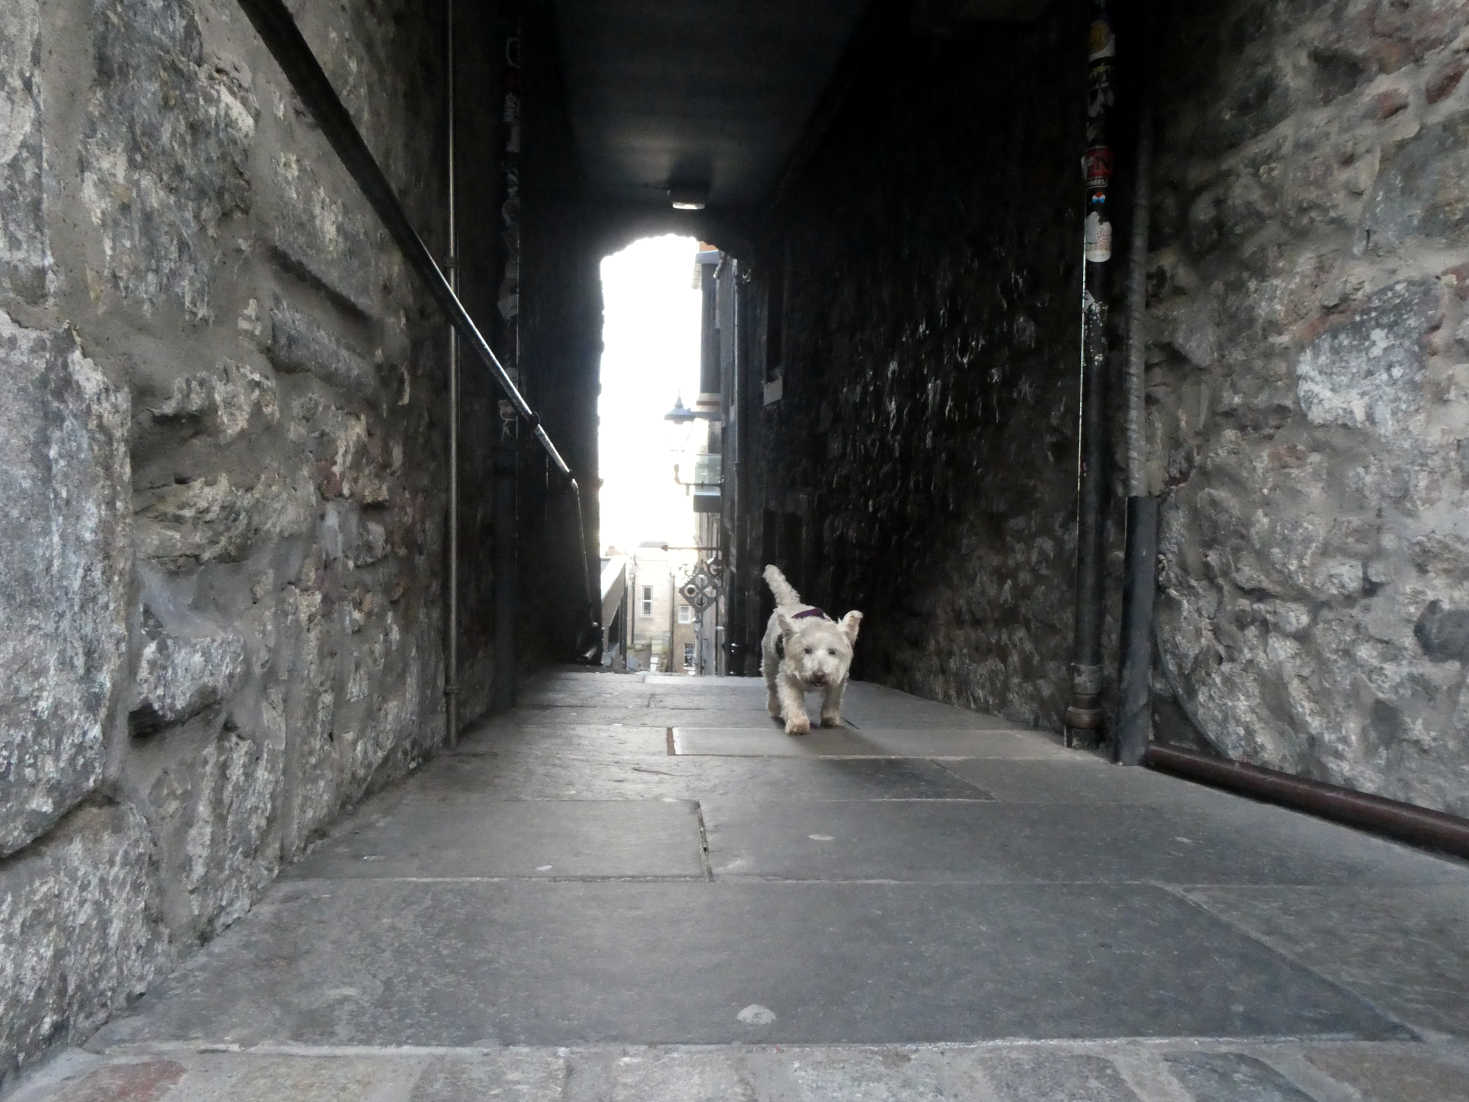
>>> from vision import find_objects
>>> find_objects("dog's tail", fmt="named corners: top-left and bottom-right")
top-left (763, 564), bottom-right (802, 608)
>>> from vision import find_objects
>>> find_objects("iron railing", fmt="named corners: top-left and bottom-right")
top-left (235, 0), bottom-right (601, 662)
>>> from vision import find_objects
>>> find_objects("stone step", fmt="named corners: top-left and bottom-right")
top-left (11, 1040), bottom-right (1469, 1101)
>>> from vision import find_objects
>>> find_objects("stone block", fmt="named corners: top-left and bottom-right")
top-left (1304, 1045), bottom-right (1469, 1102)
top-left (1361, 112), bottom-right (1469, 254)
top-left (12, 1058), bottom-right (187, 1101)
top-left (1184, 883), bottom-right (1469, 1036)
top-left (981, 1052), bottom-right (1141, 1101)
top-left (0, 315), bottom-right (129, 855)
top-left (1413, 599), bottom-right (1469, 662)
top-left (144, 361), bottom-right (279, 444)
top-left (1307, 44), bottom-right (1371, 104)
top-left (1157, 526), bottom-right (1469, 810)
top-left (1365, 86), bottom-right (1410, 119)
top-left (0, 805), bottom-right (167, 1078)
top-left (305, 403), bottom-right (397, 505)
top-left (266, 295), bottom-right (377, 399)
top-left (134, 466), bottom-right (315, 570)
top-left (1163, 1052), bottom-right (1313, 1100)
top-left (130, 609), bottom-right (248, 736)
top-left (319, 502), bottom-right (392, 569)
top-left (81, 0), bottom-right (256, 321)
top-left (270, 585), bottom-right (340, 858)
top-left (411, 1050), bottom-right (564, 1100)
top-left (145, 729), bottom-right (282, 942)
top-left (1285, 126), bottom-right (1378, 234)
top-left (0, 0), bottom-right (50, 304)
top-left (1296, 278), bottom-right (1440, 435)
top-left (336, 615), bottom-right (424, 796)
top-left (16, 1052), bottom-right (426, 1102)
top-left (1157, 293), bottom-right (1222, 368)
top-left (266, 152), bottom-right (380, 317)
top-left (1208, 62), bottom-right (1293, 154)
top-left (1366, 0), bottom-right (1467, 73)
top-left (1426, 56), bottom-right (1467, 104)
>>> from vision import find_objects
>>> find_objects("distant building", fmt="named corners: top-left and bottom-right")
top-left (599, 554), bottom-right (629, 670)
top-left (626, 543), bottom-right (699, 673)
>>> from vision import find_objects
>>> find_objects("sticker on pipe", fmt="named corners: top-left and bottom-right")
top-left (1082, 146), bottom-right (1113, 189)
top-left (1085, 211), bottom-right (1112, 263)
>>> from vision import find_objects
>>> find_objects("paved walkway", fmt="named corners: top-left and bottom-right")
top-left (11, 670), bottom-right (1469, 1100)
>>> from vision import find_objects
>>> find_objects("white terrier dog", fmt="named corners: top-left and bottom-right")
top-left (761, 564), bottom-right (863, 734)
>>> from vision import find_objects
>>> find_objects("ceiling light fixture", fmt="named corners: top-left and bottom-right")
top-left (668, 184), bottom-right (707, 211)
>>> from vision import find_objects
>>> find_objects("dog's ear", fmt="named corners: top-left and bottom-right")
top-left (776, 610), bottom-right (797, 638)
top-left (839, 610), bottom-right (863, 643)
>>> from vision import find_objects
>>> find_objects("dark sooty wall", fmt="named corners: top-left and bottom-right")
top-left (749, 0), bottom-right (1105, 729)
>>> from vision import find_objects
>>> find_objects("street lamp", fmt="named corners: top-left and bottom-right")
top-left (662, 394), bottom-right (724, 676)
top-left (663, 394), bottom-right (720, 424)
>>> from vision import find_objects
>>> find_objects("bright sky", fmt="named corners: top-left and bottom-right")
top-left (597, 234), bottom-right (704, 554)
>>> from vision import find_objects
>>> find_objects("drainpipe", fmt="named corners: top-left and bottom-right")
top-left (1145, 745), bottom-right (1469, 860)
top-left (492, 15), bottom-right (522, 712)
top-left (1114, 5), bottom-right (1156, 766)
top-left (1064, 0), bottom-right (1116, 747)
top-left (444, 0), bottom-right (460, 746)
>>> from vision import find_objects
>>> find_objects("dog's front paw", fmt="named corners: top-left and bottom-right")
top-left (767, 691), bottom-right (782, 718)
top-left (819, 712), bottom-right (841, 728)
top-left (785, 714), bottom-right (810, 735)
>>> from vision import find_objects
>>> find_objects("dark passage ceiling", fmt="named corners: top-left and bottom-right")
top-left (549, 1), bottom-right (1052, 212)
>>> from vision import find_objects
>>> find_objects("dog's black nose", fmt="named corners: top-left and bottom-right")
top-left (810, 671), bottom-right (827, 685)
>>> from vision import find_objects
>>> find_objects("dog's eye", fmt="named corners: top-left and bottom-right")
top-left (828, 648), bottom-right (837, 656)
top-left (803, 646), bottom-right (811, 654)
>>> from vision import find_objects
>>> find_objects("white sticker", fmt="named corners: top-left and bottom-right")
top-left (1085, 211), bottom-right (1113, 263)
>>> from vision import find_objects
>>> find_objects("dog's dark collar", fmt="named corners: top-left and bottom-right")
top-left (776, 607), bottom-right (830, 659)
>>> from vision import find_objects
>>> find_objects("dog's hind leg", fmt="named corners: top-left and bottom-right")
top-left (820, 681), bottom-right (846, 728)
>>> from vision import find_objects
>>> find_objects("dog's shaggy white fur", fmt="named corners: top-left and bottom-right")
top-left (761, 564), bottom-right (862, 734)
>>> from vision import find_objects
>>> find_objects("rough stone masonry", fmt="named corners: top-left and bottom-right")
top-left (1148, 0), bottom-right (1469, 815)
top-left (750, 0), bottom-right (1469, 818)
top-left (0, 0), bottom-right (469, 1081)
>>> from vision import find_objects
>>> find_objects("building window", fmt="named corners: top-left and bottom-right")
top-left (683, 642), bottom-right (696, 670)
top-left (764, 247), bottom-right (786, 405)
top-left (678, 604), bottom-right (693, 624)
top-left (641, 585), bottom-right (653, 616)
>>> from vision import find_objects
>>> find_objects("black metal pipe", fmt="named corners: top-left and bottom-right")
top-left (1113, 4), bottom-right (1155, 766)
top-left (1114, 496), bottom-right (1157, 763)
top-left (493, 12), bottom-right (521, 706)
top-left (1145, 744), bottom-right (1469, 861)
top-left (570, 479), bottom-right (602, 663)
top-left (444, 0), bottom-right (460, 747)
top-left (1066, 276), bottom-right (1108, 743)
top-left (234, 0), bottom-right (600, 657)
top-left (493, 437), bottom-right (517, 710)
top-left (1065, 0), bottom-right (1117, 746)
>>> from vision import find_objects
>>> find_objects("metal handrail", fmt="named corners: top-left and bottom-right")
top-left (235, 0), bottom-right (600, 660)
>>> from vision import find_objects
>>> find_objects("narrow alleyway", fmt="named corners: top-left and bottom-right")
top-left (12, 671), bottom-right (1469, 1101)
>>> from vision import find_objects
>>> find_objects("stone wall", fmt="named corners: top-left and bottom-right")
top-left (741, 0), bottom-right (1469, 815)
top-left (742, 0), bottom-right (1101, 728)
top-left (0, 0), bottom-right (521, 1080)
top-left (1148, 0), bottom-right (1469, 814)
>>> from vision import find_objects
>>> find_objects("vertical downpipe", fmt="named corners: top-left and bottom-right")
top-left (1114, 15), bottom-right (1157, 766)
top-left (492, 17), bottom-right (522, 711)
top-left (444, 0), bottom-right (460, 746)
top-left (1065, 0), bottom-right (1116, 746)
